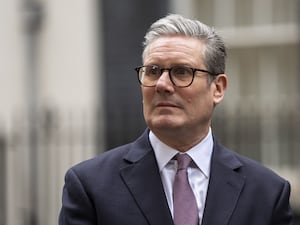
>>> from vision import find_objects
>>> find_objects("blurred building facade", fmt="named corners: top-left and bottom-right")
top-left (0, 0), bottom-right (299, 225)
top-left (1, 0), bottom-right (102, 224)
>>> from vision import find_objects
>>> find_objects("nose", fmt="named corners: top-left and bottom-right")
top-left (155, 70), bottom-right (175, 94)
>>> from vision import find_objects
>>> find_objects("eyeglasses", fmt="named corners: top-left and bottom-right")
top-left (135, 65), bottom-right (216, 88)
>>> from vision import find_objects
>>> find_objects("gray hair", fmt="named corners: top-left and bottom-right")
top-left (143, 14), bottom-right (227, 75)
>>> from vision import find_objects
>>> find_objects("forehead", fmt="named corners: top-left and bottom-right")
top-left (143, 35), bottom-right (205, 65)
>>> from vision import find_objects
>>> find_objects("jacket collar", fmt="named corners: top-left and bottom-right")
top-left (120, 129), bottom-right (246, 225)
top-left (120, 129), bottom-right (174, 225)
top-left (202, 138), bottom-right (245, 225)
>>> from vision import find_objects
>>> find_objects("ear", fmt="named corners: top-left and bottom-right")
top-left (212, 74), bottom-right (227, 105)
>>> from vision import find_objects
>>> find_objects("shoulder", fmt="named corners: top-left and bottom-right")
top-left (213, 140), bottom-right (292, 217)
top-left (61, 142), bottom-right (133, 197)
top-left (65, 129), bottom-right (151, 182)
top-left (211, 139), bottom-right (293, 224)
top-left (69, 142), bottom-right (132, 177)
top-left (235, 150), bottom-right (286, 184)
top-left (213, 139), bottom-right (289, 186)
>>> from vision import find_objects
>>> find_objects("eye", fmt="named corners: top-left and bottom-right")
top-left (172, 66), bottom-right (192, 76)
top-left (145, 66), bottom-right (160, 76)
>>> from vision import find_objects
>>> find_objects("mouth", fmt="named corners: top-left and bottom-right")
top-left (156, 102), bottom-right (179, 108)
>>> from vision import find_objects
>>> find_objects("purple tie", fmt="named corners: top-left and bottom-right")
top-left (173, 154), bottom-right (199, 225)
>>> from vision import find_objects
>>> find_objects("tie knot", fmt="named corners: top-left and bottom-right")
top-left (176, 153), bottom-right (192, 170)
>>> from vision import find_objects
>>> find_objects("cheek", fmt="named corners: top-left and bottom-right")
top-left (184, 97), bottom-right (200, 117)
top-left (186, 97), bottom-right (192, 103)
top-left (141, 89), bottom-right (154, 109)
top-left (185, 91), bottom-right (214, 111)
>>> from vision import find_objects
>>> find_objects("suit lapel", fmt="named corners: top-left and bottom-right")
top-left (120, 130), bottom-right (174, 225)
top-left (202, 140), bottom-right (245, 225)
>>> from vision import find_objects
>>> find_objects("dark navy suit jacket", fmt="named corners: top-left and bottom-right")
top-left (59, 129), bottom-right (293, 225)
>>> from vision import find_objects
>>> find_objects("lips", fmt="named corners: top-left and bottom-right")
top-left (156, 101), bottom-right (179, 108)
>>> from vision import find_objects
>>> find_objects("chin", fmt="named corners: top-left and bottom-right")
top-left (148, 117), bottom-right (184, 130)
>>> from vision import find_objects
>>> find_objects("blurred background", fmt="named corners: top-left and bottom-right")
top-left (0, 0), bottom-right (299, 224)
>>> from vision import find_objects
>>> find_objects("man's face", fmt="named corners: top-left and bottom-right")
top-left (142, 35), bottom-right (226, 141)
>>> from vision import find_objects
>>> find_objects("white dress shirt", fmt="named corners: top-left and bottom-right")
top-left (149, 128), bottom-right (213, 224)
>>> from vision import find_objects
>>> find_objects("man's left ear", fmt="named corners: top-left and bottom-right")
top-left (213, 74), bottom-right (227, 105)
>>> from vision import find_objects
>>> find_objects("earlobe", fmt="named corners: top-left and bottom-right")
top-left (213, 74), bottom-right (227, 105)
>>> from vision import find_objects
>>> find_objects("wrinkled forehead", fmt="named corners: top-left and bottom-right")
top-left (142, 35), bottom-right (206, 63)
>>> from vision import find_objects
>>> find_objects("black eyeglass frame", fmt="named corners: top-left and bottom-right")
top-left (135, 65), bottom-right (218, 88)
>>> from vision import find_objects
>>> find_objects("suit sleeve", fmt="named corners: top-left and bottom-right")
top-left (59, 168), bottom-right (97, 225)
top-left (271, 180), bottom-right (294, 225)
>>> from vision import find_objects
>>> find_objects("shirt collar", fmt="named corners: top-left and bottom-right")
top-left (149, 128), bottom-right (213, 178)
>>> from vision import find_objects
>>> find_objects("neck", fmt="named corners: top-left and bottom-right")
top-left (151, 126), bottom-right (210, 152)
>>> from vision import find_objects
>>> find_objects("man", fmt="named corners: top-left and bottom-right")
top-left (59, 14), bottom-right (293, 225)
